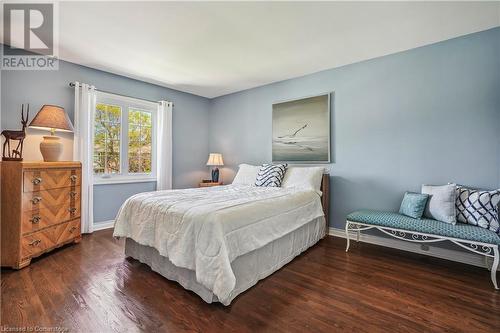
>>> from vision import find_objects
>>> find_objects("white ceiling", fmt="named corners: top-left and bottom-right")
top-left (6, 2), bottom-right (500, 98)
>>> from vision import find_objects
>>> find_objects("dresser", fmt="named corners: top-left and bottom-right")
top-left (1, 161), bottom-right (82, 269)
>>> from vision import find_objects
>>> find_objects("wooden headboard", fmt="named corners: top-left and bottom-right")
top-left (320, 174), bottom-right (330, 235)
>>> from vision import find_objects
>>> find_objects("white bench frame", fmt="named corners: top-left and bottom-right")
top-left (345, 220), bottom-right (499, 289)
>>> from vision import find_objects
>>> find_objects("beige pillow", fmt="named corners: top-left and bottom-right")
top-left (281, 166), bottom-right (325, 194)
top-left (232, 164), bottom-right (260, 185)
top-left (421, 184), bottom-right (457, 224)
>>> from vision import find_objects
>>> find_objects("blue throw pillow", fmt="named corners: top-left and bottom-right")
top-left (399, 192), bottom-right (429, 219)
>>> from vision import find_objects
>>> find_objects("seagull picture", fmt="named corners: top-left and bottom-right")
top-left (272, 94), bottom-right (330, 162)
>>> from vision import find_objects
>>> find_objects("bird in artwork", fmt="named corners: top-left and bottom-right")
top-left (278, 124), bottom-right (308, 138)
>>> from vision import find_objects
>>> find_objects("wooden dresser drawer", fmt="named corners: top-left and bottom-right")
top-left (22, 186), bottom-right (81, 212)
top-left (23, 168), bottom-right (81, 192)
top-left (21, 229), bottom-right (55, 259)
top-left (52, 219), bottom-right (81, 245)
top-left (21, 202), bottom-right (81, 235)
top-left (21, 219), bottom-right (80, 259)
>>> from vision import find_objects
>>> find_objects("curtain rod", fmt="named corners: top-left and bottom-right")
top-left (68, 82), bottom-right (173, 106)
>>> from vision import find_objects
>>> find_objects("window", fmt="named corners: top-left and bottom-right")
top-left (94, 103), bottom-right (121, 174)
top-left (93, 92), bottom-right (157, 183)
top-left (128, 109), bottom-right (152, 173)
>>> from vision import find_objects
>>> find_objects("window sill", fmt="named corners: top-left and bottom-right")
top-left (93, 177), bottom-right (157, 185)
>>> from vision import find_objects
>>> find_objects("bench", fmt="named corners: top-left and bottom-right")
top-left (345, 210), bottom-right (500, 289)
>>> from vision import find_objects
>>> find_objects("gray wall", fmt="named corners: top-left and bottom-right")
top-left (93, 182), bottom-right (157, 222)
top-left (209, 27), bottom-right (500, 229)
top-left (1, 57), bottom-right (210, 222)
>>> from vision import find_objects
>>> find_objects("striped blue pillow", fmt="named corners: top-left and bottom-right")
top-left (255, 164), bottom-right (287, 187)
top-left (399, 192), bottom-right (429, 219)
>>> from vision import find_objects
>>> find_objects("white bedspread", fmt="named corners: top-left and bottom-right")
top-left (113, 184), bottom-right (324, 305)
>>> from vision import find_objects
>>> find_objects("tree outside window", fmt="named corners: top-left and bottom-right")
top-left (128, 109), bottom-right (152, 173)
top-left (94, 103), bottom-right (121, 174)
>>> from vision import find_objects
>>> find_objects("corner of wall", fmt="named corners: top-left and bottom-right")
top-left (206, 97), bottom-right (216, 153)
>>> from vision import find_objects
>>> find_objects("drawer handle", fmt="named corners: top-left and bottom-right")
top-left (31, 196), bottom-right (42, 204)
top-left (69, 226), bottom-right (78, 233)
top-left (69, 191), bottom-right (77, 198)
top-left (29, 239), bottom-right (41, 246)
top-left (32, 177), bottom-right (43, 185)
top-left (30, 216), bottom-right (41, 224)
top-left (68, 207), bottom-right (77, 213)
top-left (70, 175), bottom-right (78, 182)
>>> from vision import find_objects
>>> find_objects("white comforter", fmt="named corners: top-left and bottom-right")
top-left (113, 184), bottom-right (324, 304)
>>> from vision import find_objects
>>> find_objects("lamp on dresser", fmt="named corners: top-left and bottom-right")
top-left (206, 153), bottom-right (224, 183)
top-left (29, 105), bottom-right (74, 162)
top-left (1, 161), bottom-right (82, 269)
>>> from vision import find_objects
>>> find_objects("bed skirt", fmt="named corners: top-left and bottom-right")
top-left (124, 216), bottom-right (326, 305)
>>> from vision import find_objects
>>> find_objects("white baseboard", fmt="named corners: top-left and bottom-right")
top-left (329, 227), bottom-right (498, 270)
top-left (93, 220), bottom-right (115, 231)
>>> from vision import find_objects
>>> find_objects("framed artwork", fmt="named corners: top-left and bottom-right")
top-left (272, 93), bottom-right (331, 163)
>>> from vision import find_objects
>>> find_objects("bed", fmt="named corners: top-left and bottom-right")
top-left (113, 168), bottom-right (329, 306)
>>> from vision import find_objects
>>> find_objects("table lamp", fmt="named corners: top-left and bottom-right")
top-left (206, 153), bottom-right (224, 182)
top-left (29, 105), bottom-right (74, 161)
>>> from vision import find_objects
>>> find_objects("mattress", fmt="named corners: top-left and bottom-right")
top-left (125, 216), bottom-right (325, 305)
top-left (113, 184), bottom-right (325, 304)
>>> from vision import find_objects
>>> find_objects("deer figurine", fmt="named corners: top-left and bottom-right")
top-left (1, 104), bottom-right (29, 161)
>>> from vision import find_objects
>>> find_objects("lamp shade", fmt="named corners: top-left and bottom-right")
top-left (206, 153), bottom-right (224, 166)
top-left (29, 105), bottom-right (74, 132)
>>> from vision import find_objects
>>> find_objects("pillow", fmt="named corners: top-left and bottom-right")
top-left (421, 184), bottom-right (456, 224)
top-left (255, 163), bottom-right (287, 187)
top-left (232, 164), bottom-right (260, 185)
top-left (399, 192), bottom-right (429, 219)
top-left (456, 186), bottom-right (500, 235)
top-left (281, 166), bottom-right (325, 193)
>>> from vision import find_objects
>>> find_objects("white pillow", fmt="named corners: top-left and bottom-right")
top-left (281, 166), bottom-right (325, 193)
top-left (232, 164), bottom-right (260, 185)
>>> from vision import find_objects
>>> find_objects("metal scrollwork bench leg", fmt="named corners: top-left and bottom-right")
top-left (345, 222), bottom-right (350, 252)
top-left (492, 246), bottom-right (499, 290)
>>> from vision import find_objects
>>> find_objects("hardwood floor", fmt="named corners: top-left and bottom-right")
top-left (1, 229), bottom-right (499, 332)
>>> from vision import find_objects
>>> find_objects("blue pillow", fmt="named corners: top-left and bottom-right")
top-left (399, 192), bottom-right (429, 219)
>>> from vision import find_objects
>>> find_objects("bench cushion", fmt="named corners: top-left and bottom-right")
top-left (347, 210), bottom-right (500, 245)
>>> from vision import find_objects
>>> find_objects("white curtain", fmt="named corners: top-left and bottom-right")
top-left (73, 82), bottom-right (96, 234)
top-left (156, 101), bottom-right (173, 191)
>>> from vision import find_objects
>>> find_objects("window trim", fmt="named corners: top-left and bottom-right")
top-left (93, 91), bottom-right (158, 185)
top-left (93, 176), bottom-right (157, 185)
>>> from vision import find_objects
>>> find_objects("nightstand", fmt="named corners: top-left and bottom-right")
top-left (199, 182), bottom-right (223, 188)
